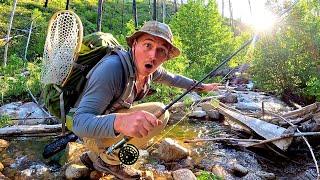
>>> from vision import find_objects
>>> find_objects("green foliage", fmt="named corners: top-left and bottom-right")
top-left (305, 76), bottom-right (320, 101)
top-left (251, 0), bottom-right (320, 101)
top-left (0, 114), bottom-right (12, 128)
top-left (0, 54), bottom-right (41, 104)
top-left (169, 0), bottom-right (235, 80)
top-left (197, 170), bottom-right (223, 180)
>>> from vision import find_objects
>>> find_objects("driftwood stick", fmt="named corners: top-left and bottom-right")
top-left (184, 137), bottom-right (262, 143)
top-left (9, 116), bottom-right (56, 121)
top-left (247, 132), bottom-right (320, 147)
top-left (268, 112), bottom-right (320, 179)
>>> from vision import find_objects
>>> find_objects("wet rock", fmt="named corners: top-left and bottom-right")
top-left (201, 102), bottom-right (216, 111)
top-left (231, 163), bottom-right (248, 177)
top-left (66, 142), bottom-right (87, 163)
top-left (65, 164), bottom-right (90, 179)
top-left (2, 158), bottom-right (14, 167)
top-left (255, 171), bottom-right (275, 179)
top-left (211, 164), bottom-right (229, 178)
top-left (218, 93), bottom-right (238, 103)
top-left (172, 169), bottom-right (196, 180)
top-left (189, 110), bottom-right (207, 118)
top-left (207, 110), bottom-right (220, 120)
top-left (89, 170), bottom-right (103, 180)
top-left (0, 172), bottom-right (10, 180)
top-left (153, 171), bottom-right (173, 180)
top-left (142, 170), bottom-right (154, 180)
top-left (0, 162), bottom-right (4, 172)
top-left (156, 138), bottom-right (189, 162)
top-left (171, 156), bottom-right (195, 171)
top-left (236, 102), bottom-right (261, 111)
top-left (20, 163), bottom-right (49, 178)
top-left (183, 92), bottom-right (201, 103)
top-left (0, 102), bottom-right (48, 125)
top-left (243, 173), bottom-right (262, 180)
top-left (0, 139), bottom-right (9, 153)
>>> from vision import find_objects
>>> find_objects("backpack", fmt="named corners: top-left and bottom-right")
top-left (41, 11), bottom-right (135, 133)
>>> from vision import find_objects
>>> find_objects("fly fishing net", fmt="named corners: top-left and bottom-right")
top-left (41, 10), bottom-right (83, 86)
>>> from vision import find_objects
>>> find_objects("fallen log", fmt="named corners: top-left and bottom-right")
top-left (282, 103), bottom-right (320, 119)
top-left (217, 104), bottom-right (293, 151)
top-left (0, 124), bottom-right (62, 136)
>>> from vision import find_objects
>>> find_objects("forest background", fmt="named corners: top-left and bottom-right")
top-left (0, 0), bottom-right (320, 110)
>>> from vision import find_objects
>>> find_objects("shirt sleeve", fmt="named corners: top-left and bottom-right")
top-left (73, 55), bottom-right (124, 139)
top-left (152, 66), bottom-right (201, 90)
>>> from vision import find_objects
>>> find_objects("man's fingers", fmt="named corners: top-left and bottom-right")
top-left (143, 111), bottom-right (160, 127)
top-left (139, 127), bottom-right (149, 137)
top-left (142, 120), bottom-right (154, 132)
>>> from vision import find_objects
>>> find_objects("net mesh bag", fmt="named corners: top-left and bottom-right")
top-left (41, 10), bottom-right (83, 86)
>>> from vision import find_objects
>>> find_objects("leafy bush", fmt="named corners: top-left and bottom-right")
top-left (0, 114), bottom-right (12, 128)
top-left (197, 170), bottom-right (223, 180)
top-left (169, 0), bottom-right (235, 80)
top-left (0, 54), bottom-right (41, 104)
top-left (250, 0), bottom-right (320, 103)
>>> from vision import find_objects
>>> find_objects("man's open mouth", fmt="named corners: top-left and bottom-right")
top-left (145, 63), bottom-right (153, 69)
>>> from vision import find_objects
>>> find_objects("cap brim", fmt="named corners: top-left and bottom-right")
top-left (126, 31), bottom-right (180, 59)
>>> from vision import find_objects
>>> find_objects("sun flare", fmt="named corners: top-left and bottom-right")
top-left (249, 10), bottom-right (277, 32)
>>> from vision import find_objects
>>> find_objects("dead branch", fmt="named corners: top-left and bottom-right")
top-left (9, 116), bottom-right (56, 121)
top-left (184, 137), bottom-right (262, 143)
top-left (0, 124), bottom-right (62, 136)
top-left (268, 112), bottom-right (320, 179)
top-left (282, 103), bottom-right (319, 119)
top-left (247, 132), bottom-right (320, 147)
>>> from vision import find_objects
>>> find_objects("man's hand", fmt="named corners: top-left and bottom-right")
top-left (198, 83), bottom-right (221, 92)
top-left (114, 111), bottom-right (163, 138)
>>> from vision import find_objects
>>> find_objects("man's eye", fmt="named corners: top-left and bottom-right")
top-left (144, 43), bottom-right (152, 48)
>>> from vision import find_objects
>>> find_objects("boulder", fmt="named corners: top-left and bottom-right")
top-left (171, 156), bottom-right (195, 171)
top-left (172, 169), bottom-right (196, 180)
top-left (231, 163), bottom-right (248, 177)
top-left (0, 139), bottom-right (9, 153)
top-left (89, 170), bottom-right (103, 180)
top-left (0, 102), bottom-right (49, 125)
top-left (211, 164), bottom-right (229, 178)
top-left (183, 92), bottom-right (201, 103)
top-left (0, 162), bottom-right (4, 172)
top-left (66, 142), bottom-right (87, 163)
top-left (65, 164), bottom-right (90, 179)
top-left (189, 110), bottom-right (207, 118)
top-left (235, 102), bottom-right (261, 111)
top-left (156, 138), bottom-right (189, 162)
top-left (218, 93), bottom-right (238, 103)
top-left (207, 110), bottom-right (220, 120)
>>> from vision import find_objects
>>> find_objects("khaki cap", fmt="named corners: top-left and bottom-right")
top-left (126, 21), bottom-right (180, 59)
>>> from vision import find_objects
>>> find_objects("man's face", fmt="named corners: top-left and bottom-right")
top-left (133, 33), bottom-right (170, 77)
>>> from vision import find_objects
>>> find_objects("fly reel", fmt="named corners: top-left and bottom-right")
top-left (118, 144), bottom-right (139, 165)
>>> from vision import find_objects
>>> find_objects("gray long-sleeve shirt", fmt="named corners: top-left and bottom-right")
top-left (73, 53), bottom-right (197, 139)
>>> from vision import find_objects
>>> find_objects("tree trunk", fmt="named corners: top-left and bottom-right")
top-left (24, 21), bottom-right (33, 61)
top-left (228, 0), bottom-right (234, 34)
top-left (162, 0), bottom-right (166, 23)
top-left (97, 0), bottom-right (104, 32)
top-left (221, 0), bottom-right (224, 17)
top-left (174, 0), bottom-right (177, 13)
top-left (133, 0), bottom-right (138, 28)
top-left (121, 0), bottom-right (124, 32)
top-left (153, 0), bottom-right (157, 20)
top-left (3, 0), bottom-right (17, 67)
top-left (44, 0), bottom-right (49, 8)
top-left (66, 0), bottom-right (70, 10)
top-left (248, 0), bottom-right (252, 16)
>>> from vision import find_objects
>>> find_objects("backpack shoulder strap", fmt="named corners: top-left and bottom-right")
top-left (105, 48), bottom-right (136, 113)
